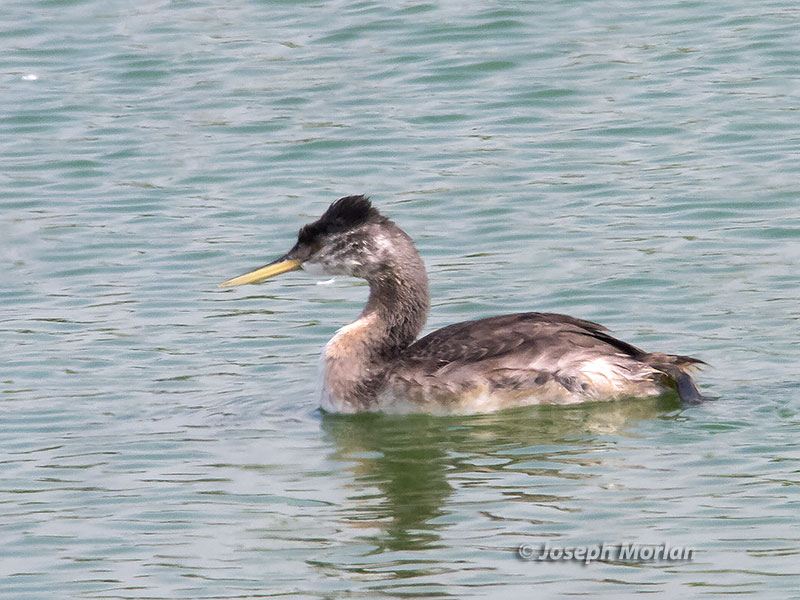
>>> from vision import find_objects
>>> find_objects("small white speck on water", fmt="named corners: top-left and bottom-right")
top-left (22, 74), bottom-right (38, 81)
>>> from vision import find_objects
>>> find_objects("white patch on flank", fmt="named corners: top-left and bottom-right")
top-left (579, 357), bottom-right (625, 391)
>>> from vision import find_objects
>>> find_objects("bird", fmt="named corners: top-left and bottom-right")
top-left (221, 195), bottom-right (705, 414)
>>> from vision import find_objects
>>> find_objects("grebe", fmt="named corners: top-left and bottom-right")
top-left (221, 195), bottom-right (705, 414)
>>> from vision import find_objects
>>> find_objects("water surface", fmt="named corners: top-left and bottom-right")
top-left (2, 0), bottom-right (799, 597)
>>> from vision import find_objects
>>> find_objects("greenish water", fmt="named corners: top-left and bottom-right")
top-left (2, 0), bottom-right (799, 597)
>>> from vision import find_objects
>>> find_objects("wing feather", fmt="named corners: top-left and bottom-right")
top-left (399, 312), bottom-right (645, 369)
top-left (386, 312), bottom-right (704, 406)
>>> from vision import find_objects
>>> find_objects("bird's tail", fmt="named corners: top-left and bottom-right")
top-left (645, 352), bottom-right (707, 405)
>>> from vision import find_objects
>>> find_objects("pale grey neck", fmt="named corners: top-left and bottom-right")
top-left (321, 224), bottom-right (430, 410)
top-left (360, 231), bottom-right (430, 361)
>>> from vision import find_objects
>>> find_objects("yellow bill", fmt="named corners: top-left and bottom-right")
top-left (219, 257), bottom-right (302, 287)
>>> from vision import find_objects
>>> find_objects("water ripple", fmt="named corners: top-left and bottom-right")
top-left (2, 0), bottom-right (799, 597)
